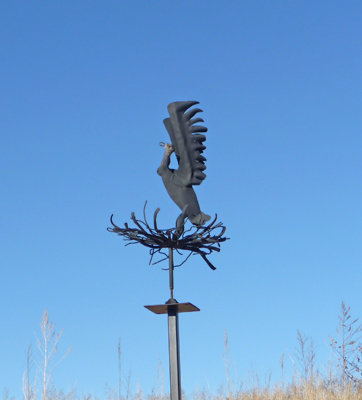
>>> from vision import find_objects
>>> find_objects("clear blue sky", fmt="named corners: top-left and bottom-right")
top-left (1, 1), bottom-right (362, 398)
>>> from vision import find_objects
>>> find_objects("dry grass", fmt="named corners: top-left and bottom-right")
top-left (196, 377), bottom-right (362, 400)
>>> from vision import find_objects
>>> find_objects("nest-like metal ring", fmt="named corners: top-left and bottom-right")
top-left (107, 202), bottom-right (228, 270)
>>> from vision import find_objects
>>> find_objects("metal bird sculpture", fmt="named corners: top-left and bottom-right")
top-left (108, 100), bottom-right (228, 270)
top-left (157, 101), bottom-right (211, 234)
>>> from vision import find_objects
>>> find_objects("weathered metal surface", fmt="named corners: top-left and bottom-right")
top-left (158, 101), bottom-right (210, 235)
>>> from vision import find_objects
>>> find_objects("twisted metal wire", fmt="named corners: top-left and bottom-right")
top-left (107, 203), bottom-right (228, 270)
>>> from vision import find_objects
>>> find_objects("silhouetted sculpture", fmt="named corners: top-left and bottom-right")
top-left (157, 101), bottom-right (211, 234)
top-left (109, 100), bottom-right (228, 270)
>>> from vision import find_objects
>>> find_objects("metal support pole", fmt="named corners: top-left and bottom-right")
top-left (169, 248), bottom-right (174, 300)
top-left (145, 248), bottom-right (200, 400)
top-left (145, 301), bottom-right (200, 400)
top-left (168, 304), bottom-right (181, 400)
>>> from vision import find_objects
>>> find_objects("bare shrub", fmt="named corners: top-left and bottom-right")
top-left (34, 310), bottom-right (72, 400)
top-left (329, 302), bottom-right (362, 387)
top-left (293, 330), bottom-right (317, 382)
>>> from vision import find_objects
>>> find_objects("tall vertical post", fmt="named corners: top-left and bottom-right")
top-left (169, 247), bottom-right (174, 300)
top-left (145, 249), bottom-right (200, 400)
top-left (168, 303), bottom-right (181, 400)
top-left (167, 248), bottom-right (181, 400)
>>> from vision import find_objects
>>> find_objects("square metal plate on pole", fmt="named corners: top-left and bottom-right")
top-left (145, 299), bottom-right (200, 400)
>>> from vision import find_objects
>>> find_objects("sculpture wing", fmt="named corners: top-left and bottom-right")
top-left (163, 101), bottom-right (207, 187)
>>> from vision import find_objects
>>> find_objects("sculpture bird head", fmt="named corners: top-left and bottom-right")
top-left (159, 142), bottom-right (175, 156)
